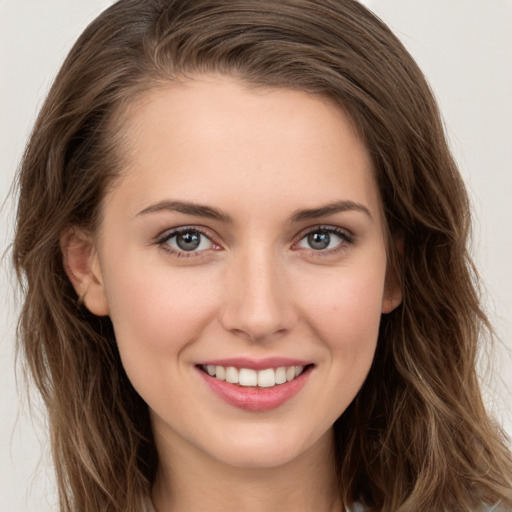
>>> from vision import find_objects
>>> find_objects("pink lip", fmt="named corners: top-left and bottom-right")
top-left (196, 357), bottom-right (311, 371)
top-left (196, 364), bottom-right (313, 412)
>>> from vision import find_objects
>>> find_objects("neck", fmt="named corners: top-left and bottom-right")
top-left (151, 428), bottom-right (340, 512)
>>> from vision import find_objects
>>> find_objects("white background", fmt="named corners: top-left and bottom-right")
top-left (1, 1), bottom-right (511, 511)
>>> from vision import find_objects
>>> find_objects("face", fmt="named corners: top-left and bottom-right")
top-left (70, 75), bottom-right (400, 470)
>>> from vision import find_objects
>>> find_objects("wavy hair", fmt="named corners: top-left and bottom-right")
top-left (12, 0), bottom-right (512, 510)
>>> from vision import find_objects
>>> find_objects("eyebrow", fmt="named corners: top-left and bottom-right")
top-left (290, 200), bottom-right (373, 223)
top-left (137, 200), bottom-right (232, 222)
top-left (136, 199), bottom-right (372, 223)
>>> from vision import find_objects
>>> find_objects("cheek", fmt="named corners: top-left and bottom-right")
top-left (299, 263), bottom-right (385, 360)
top-left (102, 263), bottom-right (221, 412)
top-left (103, 261), bottom-right (219, 356)
top-left (306, 258), bottom-right (385, 316)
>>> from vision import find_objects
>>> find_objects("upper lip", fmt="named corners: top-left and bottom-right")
top-left (196, 357), bottom-right (312, 371)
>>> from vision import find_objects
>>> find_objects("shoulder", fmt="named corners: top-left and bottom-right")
top-left (348, 502), bottom-right (505, 511)
top-left (144, 497), bottom-right (156, 512)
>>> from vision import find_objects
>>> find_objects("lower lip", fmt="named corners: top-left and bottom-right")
top-left (197, 367), bottom-right (312, 412)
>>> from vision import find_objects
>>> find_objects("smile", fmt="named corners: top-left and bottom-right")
top-left (196, 360), bottom-right (314, 411)
top-left (200, 364), bottom-right (306, 388)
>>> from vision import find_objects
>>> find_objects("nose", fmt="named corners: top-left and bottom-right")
top-left (219, 247), bottom-right (297, 343)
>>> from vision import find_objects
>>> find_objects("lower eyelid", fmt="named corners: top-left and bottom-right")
top-left (155, 227), bottom-right (221, 258)
top-left (155, 226), bottom-right (354, 257)
top-left (169, 234), bottom-right (212, 250)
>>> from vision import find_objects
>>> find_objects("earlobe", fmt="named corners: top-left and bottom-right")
top-left (381, 289), bottom-right (402, 314)
top-left (382, 257), bottom-right (402, 314)
top-left (60, 228), bottom-right (110, 316)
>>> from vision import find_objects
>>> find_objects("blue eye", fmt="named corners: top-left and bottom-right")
top-left (297, 228), bottom-right (350, 251)
top-left (161, 229), bottom-right (213, 253)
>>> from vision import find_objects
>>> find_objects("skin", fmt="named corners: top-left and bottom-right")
top-left (63, 75), bottom-right (401, 512)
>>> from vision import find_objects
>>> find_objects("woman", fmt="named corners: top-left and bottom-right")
top-left (12, 0), bottom-right (512, 511)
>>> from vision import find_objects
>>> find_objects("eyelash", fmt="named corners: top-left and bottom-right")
top-left (293, 225), bottom-right (355, 255)
top-left (155, 225), bottom-right (355, 259)
top-left (156, 226), bottom-right (219, 258)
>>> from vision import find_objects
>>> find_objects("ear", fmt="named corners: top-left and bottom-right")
top-left (381, 241), bottom-right (403, 314)
top-left (60, 228), bottom-right (110, 316)
top-left (381, 277), bottom-right (402, 314)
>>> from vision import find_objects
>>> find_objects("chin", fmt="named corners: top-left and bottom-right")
top-left (215, 448), bottom-right (303, 470)
top-left (204, 426), bottom-right (331, 470)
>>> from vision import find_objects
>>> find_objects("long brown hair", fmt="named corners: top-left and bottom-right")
top-left (13, 1), bottom-right (512, 510)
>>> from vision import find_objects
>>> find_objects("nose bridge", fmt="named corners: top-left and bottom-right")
top-left (220, 243), bottom-right (295, 341)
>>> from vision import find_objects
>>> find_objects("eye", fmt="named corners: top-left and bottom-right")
top-left (296, 227), bottom-right (352, 251)
top-left (159, 228), bottom-right (214, 254)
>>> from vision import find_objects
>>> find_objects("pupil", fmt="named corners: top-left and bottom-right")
top-left (308, 232), bottom-right (330, 250)
top-left (177, 231), bottom-right (201, 251)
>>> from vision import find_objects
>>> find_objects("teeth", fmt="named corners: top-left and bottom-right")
top-left (258, 368), bottom-right (275, 388)
top-left (225, 366), bottom-right (239, 384)
top-left (203, 364), bottom-right (306, 388)
top-left (239, 368), bottom-right (257, 386)
top-left (215, 366), bottom-right (226, 381)
top-left (275, 367), bottom-right (287, 384)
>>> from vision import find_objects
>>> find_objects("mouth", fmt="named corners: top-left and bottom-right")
top-left (196, 361), bottom-right (314, 411)
top-left (198, 363), bottom-right (313, 388)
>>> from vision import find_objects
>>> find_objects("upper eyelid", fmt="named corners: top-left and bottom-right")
top-left (156, 225), bottom-right (216, 242)
top-left (154, 226), bottom-right (217, 252)
top-left (153, 224), bottom-right (354, 250)
top-left (294, 224), bottom-right (354, 240)
top-left (155, 226), bottom-right (220, 258)
top-left (291, 225), bottom-right (355, 252)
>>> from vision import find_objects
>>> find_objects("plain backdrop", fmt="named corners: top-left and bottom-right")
top-left (1, 1), bottom-right (511, 511)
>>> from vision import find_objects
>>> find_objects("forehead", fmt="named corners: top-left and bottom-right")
top-left (106, 75), bottom-right (382, 225)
